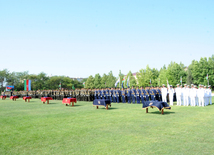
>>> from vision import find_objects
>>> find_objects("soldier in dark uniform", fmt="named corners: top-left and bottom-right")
top-left (136, 86), bottom-right (141, 104)
top-left (145, 87), bottom-right (150, 101)
top-left (131, 86), bottom-right (136, 103)
top-left (100, 88), bottom-right (105, 99)
top-left (116, 88), bottom-right (120, 103)
top-left (121, 88), bottom-right (126, 103)
top-left (140, 86), bottom-right (146, 104)
top-left (109, 88), bottom-right (113, 102)
top-left (126, 87), bottom-right (131, 103)
top-left (149, 86), bottom-right (156, 101)
top-left (112, 88), bottom-right (116, 103)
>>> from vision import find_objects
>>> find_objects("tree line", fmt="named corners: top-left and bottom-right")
top-left (0, 71), bottom-right (86, 92)
top-left (85, 55), bottom-right (214, 89)
top-left (1, 55), bottom-right (213, 91)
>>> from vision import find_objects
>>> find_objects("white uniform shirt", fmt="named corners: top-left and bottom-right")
top-left (161, 88), bottom-right (167, 96)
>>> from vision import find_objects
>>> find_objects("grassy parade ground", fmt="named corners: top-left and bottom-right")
top-left (0, 98), bottom-right (214, 155)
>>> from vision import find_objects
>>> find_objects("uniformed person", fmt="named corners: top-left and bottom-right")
top-left (121, 88), bottom-right (126, 103)
top-left (126, 87), bottom-right (131, 103)
top-left (140, 86), bottom-right (146, 104)
top-left (131, 86), bottom-right (136, 103)
top-left (136, 86), bottom-right (141, 104)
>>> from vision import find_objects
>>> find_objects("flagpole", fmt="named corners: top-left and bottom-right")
top-left (208, 74), bottom-right (209, 86)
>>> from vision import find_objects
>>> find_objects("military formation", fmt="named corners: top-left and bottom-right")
top-left (1, 89), bottom-right (94, 101)
top-left (1, 84), bottom-right (212, 107)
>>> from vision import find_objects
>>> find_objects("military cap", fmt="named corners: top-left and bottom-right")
top-left (162, 84), bottom-right (165, 86)
top-left (177, 84), bottom-right (180, 86)
top-left (208, 85), bottom-right (211, 88)
top-left (184, 84), bottom-right (187, 86)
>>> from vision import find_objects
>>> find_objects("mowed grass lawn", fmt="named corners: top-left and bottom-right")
top-left (0, 98), bottom-right (214, 155)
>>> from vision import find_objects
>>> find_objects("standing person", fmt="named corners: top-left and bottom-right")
top-left (169, 85), bottom-right (174, 106)
top-left (204, 86), bottom-right (209, 106)
top-left (145, 87), bottom-right (150, 101)
top-left (208, 86), bottom-right (212, 105)
top-left (161, 84), bottom-right (167, 102)
top-left (94, 89), bottom-right (98, 100)
top-left (175, 84), bottom-right (181, 106)
top-left (180, 85), bottom-right (184, 106)
top-left (131, 86), bottom-right (136, 103)
top-left (105, 88), bottom-right (109, 100)
top-left (156, 87), bottom-right (161, 101)
top-left (100, 88), bottom-right (105, 99)
top-left (97, 88), bottom-right (101, 99)
top-left (150, 86), bottom-right (155, 101)
top-left (110, 88), bottom-right (113, 102)
top-left (198, 85), bottom-right (205, 107)
top-left (183, 84), bottom-right (188, 106)
top-left (112, 88), bottom-right (116, 103)
top-left (126, 87), bottom-right (131, 103)
top-left (194, 85), bottom-right (199, 106)
top-left (140, 86), bottom-right (146, 104)
top-left (116, 88), bottom-right (120, 103)
top-left (190, 84), bottom-right (196, 106)
top-left (121, 88), bottom-right (126, 103)
top-left (136, 86), bottom-right (141, 104)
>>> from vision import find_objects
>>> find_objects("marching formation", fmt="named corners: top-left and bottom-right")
top-left (1, 84), bottom-right (212, 106)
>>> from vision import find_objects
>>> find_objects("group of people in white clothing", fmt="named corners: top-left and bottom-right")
top-left (161, 84), bottom-right (212, 107)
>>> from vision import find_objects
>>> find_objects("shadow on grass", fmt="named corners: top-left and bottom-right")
top-left (106, 107), bottom-right (118, 110)
top-left (148, 111), bottom-right (175, 115)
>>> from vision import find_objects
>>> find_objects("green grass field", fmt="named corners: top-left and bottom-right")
top-left (0, 98), bottom-right (214, 155)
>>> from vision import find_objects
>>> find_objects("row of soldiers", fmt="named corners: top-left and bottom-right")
top-left (1, 85), bottom-right (212, 106)
top-left (1, 89), bottom-right (95, 101)
top-left (1, 86), bottom-right (165, 103)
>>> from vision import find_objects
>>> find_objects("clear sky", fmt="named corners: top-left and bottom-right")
top-left (0, 0), bottom-right (213, 78)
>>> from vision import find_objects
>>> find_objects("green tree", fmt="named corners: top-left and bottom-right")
top-left (94, 73), bottom-right (102, 88)
top-left (106, 71), bottom-right (116, 88)
top-left (101, 74), bottom-right (108, 88)
top-left (125, 71), bottom-right (137, 88)
top-left (85, 75), bottom-right (95, 89)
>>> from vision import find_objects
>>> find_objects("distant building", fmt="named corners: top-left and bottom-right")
top-left (70, 77), bottom-right (85, 82)
top-left (124, 72), bottom-right (138, 80)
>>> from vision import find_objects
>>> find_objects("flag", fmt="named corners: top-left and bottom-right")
top-left (122, 82), bottom-right (124, 88)
top-left (83, 82), bottom-right (85, 85)
top-left (206, 74), bottom-right (209, 80)
top-left (167, 80), bottom-right (170, 89)
top-left (24, 80), bottom-right (31, 91)
top-left (127, 77), bottom-right (129, 87)
top-left (59, 83), bottom-right (61, 88)
top-left (149, 79), bottom-right (151, 84)
top-left (72, 85), bottom-right (75, 90)
top-left (180, 76), bottom-right (182, 83)
top-left (115, 77), bottom-right (120, 87)
top-left (122, 78), bottom-right (125, 83)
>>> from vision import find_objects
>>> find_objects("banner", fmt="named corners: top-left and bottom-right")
top-left (24, 80), bottom-right (31, 91)
top-left (6, 86), bottom-right (14, 91)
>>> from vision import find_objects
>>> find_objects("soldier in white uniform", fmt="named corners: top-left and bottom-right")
top-left (180, 85), bottom-right (184, 106)
top-left (183, 84), bottom-right (187, 106)
top-left (194, 85), bottom-right (199, 106)
top-left (208, 86), bottom-right (212, 105)
top-left (161, 84), bottom-right (167, 102)
top-left (204, 86), bottom-right (208, 106)
top-left (190, 84), bottom-right (196, 106)
top-left (198, 85), bottom-right (205, 107)
top-left (175, 84), bottom-right (181, 106)
top-left (169, 85), bottom-right (174, 106)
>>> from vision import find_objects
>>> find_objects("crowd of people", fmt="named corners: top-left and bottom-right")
top-left (1, 84), bottom-right (212, 106)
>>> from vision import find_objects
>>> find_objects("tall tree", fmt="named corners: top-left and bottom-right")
top-left (101, 74), bottom-right (108, 88)
top-left (106, 71), bottom-right (116, 88)
top-left (85, 75), bottom-right (95, 89)
top-left (94, 73), bottom-right (102, 88)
